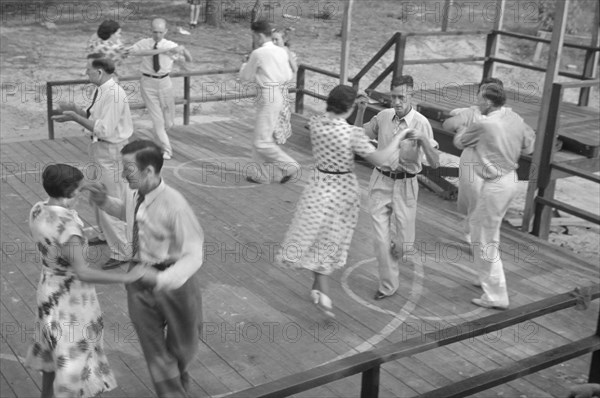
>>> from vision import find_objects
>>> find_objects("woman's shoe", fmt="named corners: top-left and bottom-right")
top-left (312, 290), bottom-right (335, 318)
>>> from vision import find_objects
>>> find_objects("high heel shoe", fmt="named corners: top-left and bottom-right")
top-left (311, 290), bottom-right (335, 318)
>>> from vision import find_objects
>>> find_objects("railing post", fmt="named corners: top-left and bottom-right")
top-left (590, 308), bottom-right (600, 383)
top-left (578, 0), bottom-right (599, 106)
top-left (295, 65), bottom-right (305, 114)
top-left (482, 31), bottom-right (497, 80)
top-left (47, 83), bottom-right (54, 140)
top-left (360, 366), bottom-right (380, 398)
top-left (183, 76), bottom-right (190, 125)
top-left (392, 33), bottom-right (406, 83)
top-left (441, 0), bottom-right (453, 32)
top-left (531, 83), bottom-right (562, 238)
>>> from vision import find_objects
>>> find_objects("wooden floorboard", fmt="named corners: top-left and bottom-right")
top-left (1, 115), bottom-right (598, 398)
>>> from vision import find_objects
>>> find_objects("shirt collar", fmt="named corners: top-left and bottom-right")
top-left (392, 106), bottom-right (415, 125)
top-left (262, 41), bottom-right (275, 48)
top-left (139, 179), bottom-right (165, 206)
top-left (98, 78), bottom-right (116, 91)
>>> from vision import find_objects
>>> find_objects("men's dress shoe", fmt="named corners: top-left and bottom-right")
top-left (246, 176), bottom-right (264, 184)
top-left (472, 280), bottom-right (482, 288)
top-left (373, 291), bottom-right (389, 301)
top-left (88, 237), bottom-right (106, 246)
top-left (471, 298), bottom-right (508, 310)
top-left (102, 258), bottom-right (126, 270)
top-left (280, 175), bottom-right (292, 184)
top-left (163, 153), bottom-right (172, 160)
top-left (311, 290), bottom-right (335, 318)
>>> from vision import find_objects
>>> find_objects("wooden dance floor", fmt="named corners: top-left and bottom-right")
top-left (1, 114), bottom-right (598, 397)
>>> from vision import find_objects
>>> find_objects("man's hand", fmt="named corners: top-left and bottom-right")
top-left (140, 267), bottom-right (159, 288)
top-left (83, 182), bottom-right (108, 207)
top-left (568, 384), bottom-right (600, 398)
top-left (398, 128), bottom-right (416, 141)
top-left (51, 110), bottom-right (79, 123)
top-left (125, 265), bottom-right (147, 284)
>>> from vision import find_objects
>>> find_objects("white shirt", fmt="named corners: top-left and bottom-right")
top-left (88, 78), bottom-right (133, 143)
top-left (130, 38), bottom-right (179, 75)
top-left (239, 41), bottom-right (293, 89)
top-left (104, 180), bottom-right (204, 291)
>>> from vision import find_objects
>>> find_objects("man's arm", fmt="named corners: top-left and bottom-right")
top-left (456, 121), bottom-right (484, 150)
top-left (153, 203), bottom-right (204, 291)
top-left (239, 51), bottom-right (259, 82)
top-left (413, 121), bottom-right (439, 168)
top-left (51, 110), bottom-right (95, 132)
top-left (521, 123), bottom-right (536, 155)
top-left (85, 183), bottom-right (126, 221)
top-left (361, 113), bottom-right (379, 140)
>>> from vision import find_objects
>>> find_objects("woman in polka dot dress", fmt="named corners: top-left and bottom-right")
top-left (276, 85), bottom-right (415, 317)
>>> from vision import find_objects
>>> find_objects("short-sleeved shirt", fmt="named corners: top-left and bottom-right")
top-left (130, 38), bottom-right (180, 75)
top-left (309, 114), bottom-right (375, 172)
top-left (363, 107), bottom-right (438, 174)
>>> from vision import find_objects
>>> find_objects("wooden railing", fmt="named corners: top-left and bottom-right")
top-left (225, 285), bottom-right (599, 397)
top-left (45, 68), bottom-right (295, 140)
top-left (526, 80), bottom-right (600, 238)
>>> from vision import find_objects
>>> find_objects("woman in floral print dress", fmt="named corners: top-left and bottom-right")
top-left (26, 164), bottom-right (142, 398)
top-left (276, 85), bottom-right (414, 317)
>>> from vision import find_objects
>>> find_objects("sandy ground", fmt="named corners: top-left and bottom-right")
top-left (1, 0), bottom-right (598, 261)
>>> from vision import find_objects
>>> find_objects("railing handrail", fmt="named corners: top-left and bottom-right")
top-left (226, 285), bottom-right (600, 398)
top-left (494, 29), bottom-right (600, 52)
top-left (351, 32), bottom-right (400, 83)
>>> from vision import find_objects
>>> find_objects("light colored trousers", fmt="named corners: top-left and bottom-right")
top-left (250, 87), bottom-right (299, 183)
top-left (89, 140), bottom-right (129, 260)
top-left (457, 148), bottom-right (484, 236)
top-left (368, 171), bottom-right (419, 296)
top-left (140, 75), bottom-right (174, 156)
top-left (469, 170), bottom-right (518, 307)
top-left (127, 272), bottom-right (203, 398)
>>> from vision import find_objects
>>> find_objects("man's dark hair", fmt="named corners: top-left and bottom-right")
top-left (86, 54), bottom-right (115, 75)
top-left (391, 75), bottom-right (414, 90)
top-left (251, 20), bottom-right (272, 36)
top-left (479, 77), bottom-right (504, 89)
top-left (97, 20), bottom-right (120, 41)
top-left (326, 85), bottom-right (357, 114)
top-left (121, 140), bottom-right (164, 173)
top-left (42, 164), bottom-right (84, 199)
top-left (480, 83), bottom-right (506, 107)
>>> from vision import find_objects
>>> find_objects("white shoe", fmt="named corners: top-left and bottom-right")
top-left (163, 153), bottom-right (172, 160)
top-left (471, 298), bottom-right (508, 310)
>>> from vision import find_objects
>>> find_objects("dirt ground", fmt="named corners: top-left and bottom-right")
top-left (0, 2), bottom-right (597, 261)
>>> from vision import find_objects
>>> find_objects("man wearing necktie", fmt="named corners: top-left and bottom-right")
top-left (128, 18), bottom-right (192, 160)
top-left (87, 140), bottom-right (204, 397)
top-left (363, 76), bottom-right (440, 301)
top-left (52, 54), bottom-right (132, 269)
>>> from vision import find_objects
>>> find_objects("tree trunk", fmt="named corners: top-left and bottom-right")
top-left (206, 0), bottom-right (221, 27)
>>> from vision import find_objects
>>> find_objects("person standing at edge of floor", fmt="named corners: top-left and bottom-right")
top-left (128, 18), bottom-right (192, 160)
top-left (455, 82), bottom-right (535, 310)
top-left (363, 75), bottom-right (440, 301)
top-left (87, 140), bottom-right (204, 397)
top-left (239, 20), bottom-right (301, 184)
top-left (52, 54), bottom-right (132, 269)
top-left (443, 77), bottom-right (505, 244)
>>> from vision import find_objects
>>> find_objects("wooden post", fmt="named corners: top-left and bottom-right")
top-left (47, 83), bottom-right (54, 140)
top-left (521, 0), bottom-right (570, 234)
top-left (531, 83), bottom-right (563, 238)
top-left (340, 0), bottom-right (354, 84)
top-left (183, 76), bottom-right (190, 125)
top-left (578, 0), bottom-right (600, 106)
top-left (392, 33), bottom-right (406, 83)
top-left (441, 0), bottom-right (454, 32)
top-left (484, 0), bottom-right (506, 78)
top-left (360, 366), bottom-right (380, 398)
top-left (590, 309), bottom-right (600, 383)
top-left (295, 66), bottom-right (305, 114)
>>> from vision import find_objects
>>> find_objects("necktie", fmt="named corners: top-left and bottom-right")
top-left (131, 192), bottom-right (145, 259)
top-left (153, 42), bottom-right (160, 73)
top-left (86, 89), bottom-right (99, 118)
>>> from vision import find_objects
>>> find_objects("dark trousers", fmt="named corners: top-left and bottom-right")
top-left (127, 273), bottom-right (202, 398)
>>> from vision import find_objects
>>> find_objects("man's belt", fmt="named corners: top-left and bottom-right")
top-left (376, 168), bottom-right (415, 180)
top-left (152, 260), bottom-right (175, 271)
top-left (90, 136), bottom-right (108, 143)
top-left (317, 167), bottom-right (352, 175)
top-left (143, 73), bottom-right (170, 79)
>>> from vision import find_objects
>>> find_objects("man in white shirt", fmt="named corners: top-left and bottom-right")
top-left (52, 54), bottom-right (132, 269)
top-left (239, 20), bottom-right (300, 184)
top-left (88, 140), bottom-right (204, 397)
top-left (128, 18), bottom-right (192, 160)
top-left (363, 76), bottom-right (439, 301)
top-left (455, 83), bottom-right (535, 310)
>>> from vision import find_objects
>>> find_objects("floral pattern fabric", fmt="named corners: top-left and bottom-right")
top-left (25, 202), bottom-right (116, 398)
